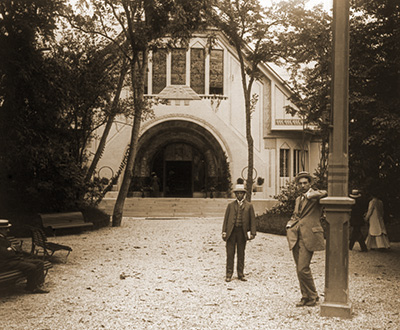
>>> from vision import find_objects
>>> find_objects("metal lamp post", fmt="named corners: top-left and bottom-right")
top-left (320, 0), bottom-right (354, 318)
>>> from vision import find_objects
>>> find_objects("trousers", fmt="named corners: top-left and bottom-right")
top-left (349, 225), bottom-right (367, 251)
top-left (3, 258), bottom-right (45, 290)
top-left (226, 227), bottom-right (246, 278)
top-left (292, 235), bottom-right (318, 300)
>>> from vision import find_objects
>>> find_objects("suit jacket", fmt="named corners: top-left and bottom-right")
top-left (222, 200), bottom-right (256, 241)
top-left (286, 189), bottom-right (327, 251)
top-left (0, 234), bottom-right (20, 269)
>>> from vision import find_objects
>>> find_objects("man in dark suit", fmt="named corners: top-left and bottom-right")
top-left (0, 219), bottom-right (49, 294)
top-left (286, 171), bottom-right (327, 307)
top-left (349, 189), bottom-right (368, 252)
top-left (222, 182), bottom-right (256, 282)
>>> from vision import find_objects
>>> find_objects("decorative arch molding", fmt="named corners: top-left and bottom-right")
top-left (132, 118), bottom-right (231, 196)
top-left (140, 113), bottom-right (232, 162)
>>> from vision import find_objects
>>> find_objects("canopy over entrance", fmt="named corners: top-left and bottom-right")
top-left (131, 120), bottom-right (229, 197)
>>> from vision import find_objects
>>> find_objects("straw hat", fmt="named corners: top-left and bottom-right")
top-left (349, 189), bottom-right (362, 198)
top-left (233, 184), bottom-right (247, 193)
top-left (0, 219), bottom-right (12, 228)
top-left (295, 171), bottom-right (314, 183)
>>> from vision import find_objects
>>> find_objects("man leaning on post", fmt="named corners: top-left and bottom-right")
top-left (286, 171), bottom-right (327, 307)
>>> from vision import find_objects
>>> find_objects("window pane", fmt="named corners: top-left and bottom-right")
top-left (293, 149), bottom-right (309, 176)
top-left (209, 49), bottom-right (223, 94)
top-left (294, 150), bottom-right (300, 177)
top-left (171, 49), bottom-right (186, 85)
top-left (190, 48), bottom-right (205, 94)
top-left (139, 52), bottom-right (148, 94)
top-left (280, 149), bottom-right (289, 177)
top-left (152, 49), bottom-right (167, 94)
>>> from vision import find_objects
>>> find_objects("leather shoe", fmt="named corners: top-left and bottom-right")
top-left (305, 298), bottom-right (317, 306)
top-left (225, 276), bottom-right (232, 282)
top-left (238, 276), bottom-right (247, 281)
top-left (28, 287), bottom-right (50, 294)
top-left (295, 298), bottom-right (309, 307)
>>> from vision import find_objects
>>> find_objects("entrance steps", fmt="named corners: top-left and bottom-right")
top-left (99, 197), bottom-right (275, 218)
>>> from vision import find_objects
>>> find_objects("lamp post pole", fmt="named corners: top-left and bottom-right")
top-left (320, 0), bottom-right (354, 318)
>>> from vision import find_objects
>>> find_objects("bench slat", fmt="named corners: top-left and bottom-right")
top-left (0, 261), bottom-right (52, 284)
top-left (39, 212), bottom-right (93, 230)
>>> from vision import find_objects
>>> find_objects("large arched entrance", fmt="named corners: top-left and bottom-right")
top-left (130, 120), bottom-right (229, 197)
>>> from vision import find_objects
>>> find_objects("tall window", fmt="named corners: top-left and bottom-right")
top-left (280, 148), bottom-right (290, 177)
top-left (190, 48), bottom-right (205, 94)
top-left (152, 49), bottom-right (167, 94)
top-left (209, 49), bottom-right (224, 94)
top-left (293, 149), bottom-right (308, 176)
top-left (171, 49), bottom-right (186, 85)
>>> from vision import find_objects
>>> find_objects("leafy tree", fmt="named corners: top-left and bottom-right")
top-left (208, 0), bottom-right (282, 201)
top-left (51, 27), bottom-right (130, 205)
top-left (68, 0), bottom-right (206, 226)
top-left (0, 0), bottom-right (127, 215)
top-left (274, 0), bottom-right (400, 218)
top-left (348, 0), bottom-right (400, 217)
top-left (0, 0), bottom-right (79, 214)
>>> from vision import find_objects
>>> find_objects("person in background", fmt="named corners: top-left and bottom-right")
top-left (286, 171), bottom-right (327, 307)
top-left (0, 219), bottom-right (49, 294)
top-left (365, 193), bottom-right (390, 251)
top-left (222, 180), bottom-right (256, 282)
top-left (349, 189), bottom-right (368, 252)
top-left (150, 172), bottom-right (160, 197)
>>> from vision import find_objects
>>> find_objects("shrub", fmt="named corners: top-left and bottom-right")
top-left (256, 213), bottom-right (290, 236)
top-left (80, 205), bottom-right (110, 229)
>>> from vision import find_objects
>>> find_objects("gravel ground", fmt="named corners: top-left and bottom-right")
top-left (1, 217), bottom-right (399, 330)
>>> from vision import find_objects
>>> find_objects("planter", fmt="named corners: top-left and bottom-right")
top-left (256, 213), bottom-right (291, 236)
top-left (131, 191), bottom-right (142, 197)
top-left (193, 192), bottom-right (206, 198)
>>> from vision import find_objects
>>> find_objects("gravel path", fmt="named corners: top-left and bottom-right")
top-left (1, 217), bottom-right (399, 329)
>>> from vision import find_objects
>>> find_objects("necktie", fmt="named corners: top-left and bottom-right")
top-left (299, 195), bottom-right (305, 210)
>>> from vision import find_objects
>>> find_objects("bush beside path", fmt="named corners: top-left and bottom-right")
top-left (1, 218), bottom-right (399, 329)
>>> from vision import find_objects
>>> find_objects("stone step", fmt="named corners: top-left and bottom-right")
top-left (99, 197), bottom-right (276, 218)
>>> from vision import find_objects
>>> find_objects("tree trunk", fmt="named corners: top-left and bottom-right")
top-left (111, 109), bottom-right (142, 226)
top-left (85, 61), bottom-right (128, 183)
top-left (245, 96), bottom-right (254, 202)
top-left (112, 53), bottom-right (147, 227)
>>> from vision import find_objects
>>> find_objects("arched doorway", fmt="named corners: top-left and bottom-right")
top-left (130, 120), bottom-right (229, 197)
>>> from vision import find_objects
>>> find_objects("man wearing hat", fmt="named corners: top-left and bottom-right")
top-left (349, 189), bottom-right (368, 252)
top-left (222, 180), bottom-right (256, 282)
top-left (0, 219), bottom-right (49, 294)
top-left (286, 171), bottom-right (327, 307)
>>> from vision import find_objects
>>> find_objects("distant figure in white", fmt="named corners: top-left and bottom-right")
top-left (364, 193), bottom-right (390, 250)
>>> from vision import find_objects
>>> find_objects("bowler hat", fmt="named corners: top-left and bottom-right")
top-left (349, 189), bottom-right (362, 198)
top-left (233, 184), bottom-right (247, 193)
top-left (0, 219), bottom-right (12, 228)
top-left (295, 171), bottom-right (314, 183)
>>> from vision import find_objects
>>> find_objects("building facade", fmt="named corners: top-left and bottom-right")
top-left (93, 31), bottom-right (321, 200)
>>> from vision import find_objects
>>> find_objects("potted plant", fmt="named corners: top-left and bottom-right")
top-left (254, 177), bottom-right (265, 192)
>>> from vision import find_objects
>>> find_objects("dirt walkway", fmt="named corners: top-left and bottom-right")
top-left (1, 218), bottom-right (400, 329)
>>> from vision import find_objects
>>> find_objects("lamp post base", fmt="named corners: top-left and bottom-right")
top-left (321, 301), bottom-right (352, 319)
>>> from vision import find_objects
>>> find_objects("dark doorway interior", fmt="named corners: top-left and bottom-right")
top-left (166, 161), bottom-right (192, 197)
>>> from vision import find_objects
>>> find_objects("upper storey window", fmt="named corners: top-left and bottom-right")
top-left (171, 49), bottom-right (186, 85)
top-left (152, 49), bottom-right (167, 94)
top-left (209, 49), bottom-right (223, 95)
top-left (190, 48), bottom-right (205, 94)
top-left (149, 46), bottom-right (224, 96)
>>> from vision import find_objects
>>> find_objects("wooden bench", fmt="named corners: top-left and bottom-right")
top-left (28, 226), bottom-right (72, 259)
top-left (0, 260), bottom-right (52, 286)
top-left (39, 211), bottom-right (93, 232)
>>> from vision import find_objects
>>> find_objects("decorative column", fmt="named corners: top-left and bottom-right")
top-left (319, 0), bottom-right (353, 319)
